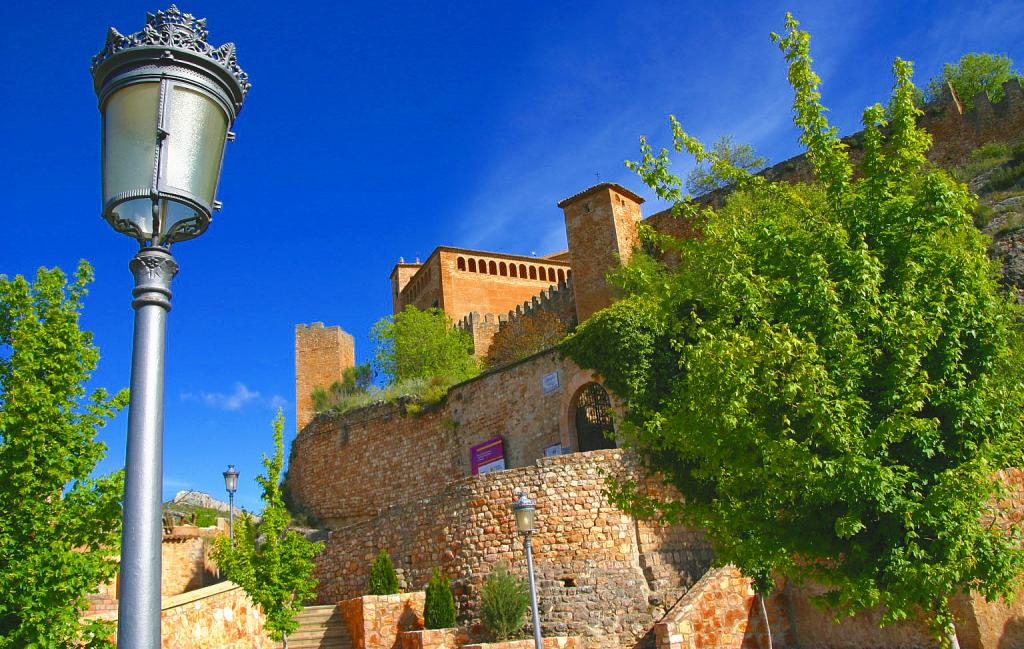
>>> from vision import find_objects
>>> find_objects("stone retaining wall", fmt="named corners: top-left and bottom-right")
top-left (314, 450), bottom-right (712, 649)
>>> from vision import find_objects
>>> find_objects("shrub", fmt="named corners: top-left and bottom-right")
top-left (367, 549), bottom-right (400, 595)
top-left (479, 564), bottom-right (530, 641)
top-left (423, 568), bottom-right (457, 629)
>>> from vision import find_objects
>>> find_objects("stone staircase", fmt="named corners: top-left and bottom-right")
top-left (280, 604), bottom-right (351, 649)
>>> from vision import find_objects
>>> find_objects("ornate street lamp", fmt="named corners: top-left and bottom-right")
top-left (513, 491), bottom-right (543, 649)
top-left (222, 464), bottom-right (239, 542)
top-left (91, 6), bottom-right (249, 647)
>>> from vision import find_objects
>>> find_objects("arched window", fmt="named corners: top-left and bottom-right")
top-left (572, 383), bottom-right (616, 452)
top-left (457, 257), bottom-right (466, 271)
top-left (509, 264), bottom-right (518, 278)
top-left (557, 269), bottom-right (566, 283)
top-left (478, 259), bottom-right (487, 273)
top-left (547, 268), bottom-right (556, 282)
top-left (529, 266), bottom-right (537, 280)
top-left (468, 258), bottom-right (477, 272)
top-left (519, 264), bottom-right (527, 278)
top-left (489, 260), bottom-right (498, 274)
top-left (499, 262), bottom-right (507, 276)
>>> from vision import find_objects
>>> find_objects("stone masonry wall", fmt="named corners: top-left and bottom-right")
top-left (286, 401), bottom-right (462, 527)
top-left (159, 582), bottom-right (273, 649)
top-left (286, 349), bottom-right (590, 527)
top-left (314, 450), bottom-right (713, 649)
top-left (295, 322), bottom-right (356, 431)
top-left (653, 567), bottom-right (792, 649)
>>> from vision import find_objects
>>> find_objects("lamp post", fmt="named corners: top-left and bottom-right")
top-left (513, 492), bottom-right (543, 649)
top-left (91, 7), bottom-right (249, 647)
top-left (223, 464), bottom-right (239, 542)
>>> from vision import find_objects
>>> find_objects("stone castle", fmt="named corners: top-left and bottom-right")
top-left (286, 81), bottom-right (1024, 649)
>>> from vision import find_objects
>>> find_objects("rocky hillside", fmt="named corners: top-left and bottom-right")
top-left (957, 142), bottom-right (1024, 296)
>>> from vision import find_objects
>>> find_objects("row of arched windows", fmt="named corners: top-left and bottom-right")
top-left (405, 266), bottom-right (432, 300)
top-left (456, 256), bottom-right (568, 284)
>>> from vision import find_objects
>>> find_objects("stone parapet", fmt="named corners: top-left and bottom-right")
top-left (400, 627), bottom-right (464, 649)
top-left (341, 592), bottom-right (427, 649)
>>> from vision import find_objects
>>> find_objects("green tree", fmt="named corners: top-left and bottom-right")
top-left (367, 549), bottom-right (400, 595)
top-left (371, 306), bottom-right (477, 384)
top-left (311, 363), bottom-right (373, 412)
top-left (685, 135), bottom-right (767, 196)
top-left (565, 14), bottom-right (1024, 645)
top-left (926, 52), bottom-right (1022, 110)
top-left (213, 410), bottom-right (323, 648)
top-left (423, 567), bottom-right (457, 629)
top-left (0, 262), bottom-right (127, 648)
top-left (478, 564), bottom-right (529, 641)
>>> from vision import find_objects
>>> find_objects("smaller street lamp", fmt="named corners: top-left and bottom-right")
top-left (513, 491), bottom-right (543, 649)
top-left (223, 464), bottom-right (239, 542)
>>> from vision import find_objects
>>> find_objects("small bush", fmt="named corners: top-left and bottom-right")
top-left (368, 549), bottom-right (400, 595)
top-left (983, 160), bottom-right (1024, 193)
top-left (423, 568), bottom-right (457, 629)
top-left (479, 564), bottom-right (530, 641)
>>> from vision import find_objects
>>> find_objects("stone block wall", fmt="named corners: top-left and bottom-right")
top-left (159, 581), bottom-right (273, 649)
top-left (286, 349), bottom-right (588, 527)
top-left (286, 401), bottom-right (462, 526)
top-left (313, 450), bottom-right (713, 649)
top-left (560, 184), bottom-right (645, 323)
top-left (342, 592), bottom-right (426, 649)
top-left (86, 581), bottom-right (273, 648)
top-left (653, 567), bottom-right (791, 649)
top-left (161, 535), bottom-right (218, 596)
top-left (295, 322), bottom-right (356, 431)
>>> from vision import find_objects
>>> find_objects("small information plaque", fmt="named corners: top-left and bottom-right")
top-left (542, 371), bottom-right (560, 394)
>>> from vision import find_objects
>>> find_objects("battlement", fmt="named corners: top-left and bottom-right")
top-left (457, 278), bottom-right (577, 358)
top-left (294, 322), bottom-right (355, 432)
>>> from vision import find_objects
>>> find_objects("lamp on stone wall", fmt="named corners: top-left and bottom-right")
top-left (513, 491), bottom-right (543, 649)
top-left (91, 6), bottom-right (249, 647)
top-left (223, 464), bottom-right (239, 543)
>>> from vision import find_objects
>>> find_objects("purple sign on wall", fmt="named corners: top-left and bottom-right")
top-left (470, 436), bottom-right (506, 475)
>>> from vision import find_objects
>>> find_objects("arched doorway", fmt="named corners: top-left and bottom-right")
top-left (573, 383), bottom-right (616, 452)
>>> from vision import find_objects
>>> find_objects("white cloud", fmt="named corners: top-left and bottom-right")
top-left (181, 383), bottom-right (287, 412)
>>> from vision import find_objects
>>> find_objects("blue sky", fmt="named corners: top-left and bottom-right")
top-left (1, 0), bottom-right (1021, 511)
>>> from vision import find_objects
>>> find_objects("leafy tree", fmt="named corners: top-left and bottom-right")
top-left (0, 262), bottom-right (127, 649)
top-left (485, 310), bottom-right (569, 369)
top-left (367, 549), bottom-right (400, 595)
top-left (311, 363), bottom-right (373, 412)
top-left (479, 564), bottom-right (529, 641)
top-left (423, 567), bottom-right (457, 629)
top-left (213, 410), bottom-right (323, 648)
top-left (372, 306), bottom-right (477, 384)
top-left (564, 14), bottom-right (1024, 645)
top-left (685, 135), bottom-right (767, 196)
top-left (926, 53), bottom-right (1022, 110)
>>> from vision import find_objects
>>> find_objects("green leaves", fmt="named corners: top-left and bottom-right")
top-left (371, 306), bottom-right (478, 385)
top-left (0, 261), bottom-right (125, 648)
top-left (926, 53), bottom-right (1023, 110)
top-left (212, 410), bottom-right (324, 643)
top-left (367, 549), bottom-right (400, 596)
top-left (563, 14), bottom-right (1024, 643)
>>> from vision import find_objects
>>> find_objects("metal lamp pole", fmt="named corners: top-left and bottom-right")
top-left (513, 492), bottom-right (543, 649)
top-left (223, 464), bottom-right (239, 542)
top-left (91, 7), bottom-right (250, 647)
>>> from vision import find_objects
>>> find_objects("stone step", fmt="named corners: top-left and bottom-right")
top-left (282, 639), bottom-right (350, 649)
top-left (287, 627), bottom-right (348, 641)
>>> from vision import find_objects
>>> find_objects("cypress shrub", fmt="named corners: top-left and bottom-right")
top-left (423, 568), bottom-right (457, 629)
top-left (367, 549), bottom-right (400, 595)
top-left (479, 564), bottom-right (530, 641)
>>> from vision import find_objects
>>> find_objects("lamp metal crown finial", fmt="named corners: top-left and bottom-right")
top-left (91, 4), bottom-right (250, 96)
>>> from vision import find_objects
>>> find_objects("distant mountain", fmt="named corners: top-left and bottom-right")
top-left (167, 490), bottom-right (231, 512)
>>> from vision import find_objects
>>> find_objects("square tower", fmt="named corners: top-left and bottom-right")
top-left (294, 322), bottom-right (355, 431)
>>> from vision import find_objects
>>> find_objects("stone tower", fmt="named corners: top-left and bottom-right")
top-left (294, 322), bottom-right (355, 431)
top-left (559, 183), bottom-right (645, 322)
